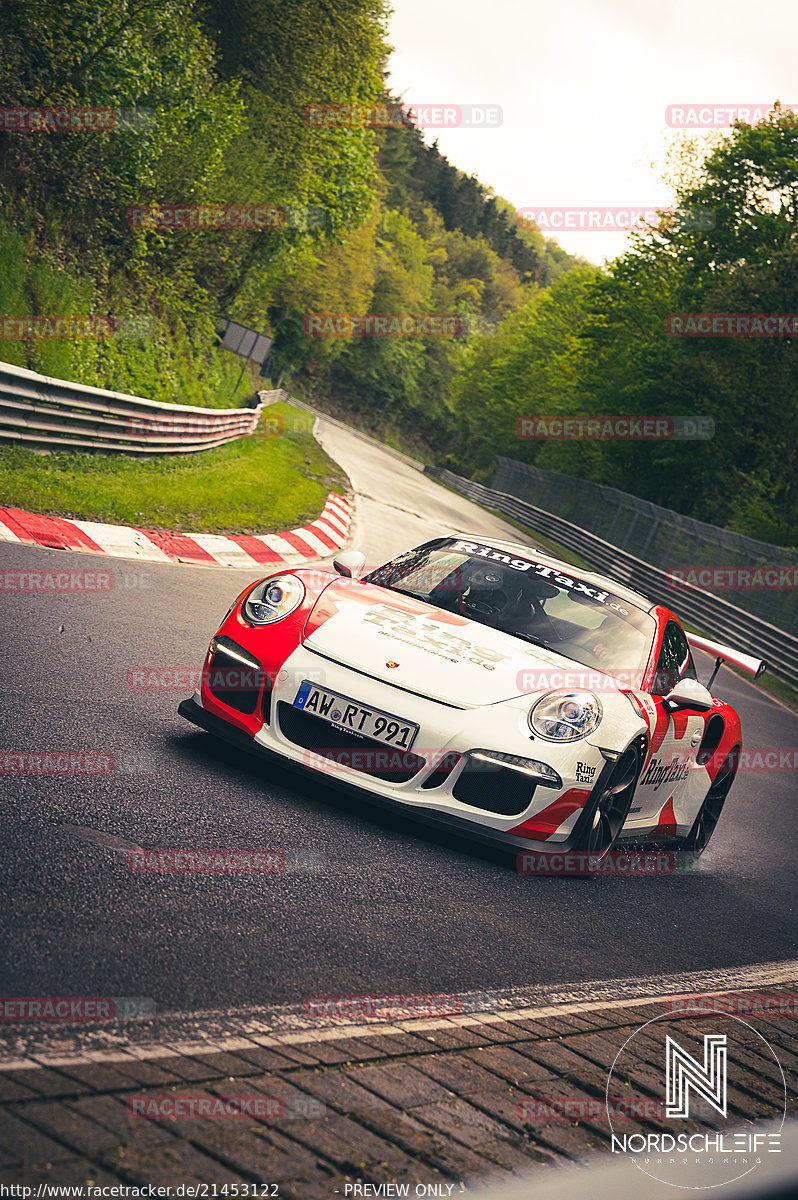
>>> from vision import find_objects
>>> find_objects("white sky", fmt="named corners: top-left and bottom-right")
top-left (385, 0), bottom-right (798, 264)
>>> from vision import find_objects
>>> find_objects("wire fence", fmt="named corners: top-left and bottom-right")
top-left (424, 463), bottom-right (798, 690)
top-left (493, 457), bottom-right (797, 635)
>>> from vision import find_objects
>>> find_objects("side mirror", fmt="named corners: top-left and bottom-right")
top-left (663, 677), bottom-right (713, 712)
top-left (333, 550), bottom-right (366, 579)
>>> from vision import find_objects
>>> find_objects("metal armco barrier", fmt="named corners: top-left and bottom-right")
top-left (424, 465), bottom-right (798, 690)
top-left (493, 456), bottom-right (797, 635)
top-left (0, 360), bottom-right (276, 454)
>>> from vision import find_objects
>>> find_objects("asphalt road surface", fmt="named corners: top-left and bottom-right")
top-left (1, 418), bottom-right (796, 1027)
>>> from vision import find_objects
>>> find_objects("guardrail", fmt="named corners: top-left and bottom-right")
top-left (425, 465), bottom-right (798, 691)
top-left (493, 456), bottom-right (797, 636)
top-left (0, 360), bottom-right (275, 454)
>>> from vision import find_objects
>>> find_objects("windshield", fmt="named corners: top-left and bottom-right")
top-left (366, 538), bottom-right (656, 686)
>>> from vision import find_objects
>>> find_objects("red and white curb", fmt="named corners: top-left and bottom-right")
top-left (0, 492), bottom-right (352, 569)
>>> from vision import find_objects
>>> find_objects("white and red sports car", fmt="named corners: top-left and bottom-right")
top-left (178, 536), bottom-right (766, 864)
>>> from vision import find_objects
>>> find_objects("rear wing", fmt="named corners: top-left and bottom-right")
top-left (686, 631), bottom-right (767, 681)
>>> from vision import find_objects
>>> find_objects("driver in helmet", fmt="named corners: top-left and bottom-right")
top-left (457, 561), bottom-right (561, 640)
top-left (457, 563), bottom-right (510, 625)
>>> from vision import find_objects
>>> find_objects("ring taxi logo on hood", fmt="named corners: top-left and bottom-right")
top-left (363, 604), bottom-right (510, 670)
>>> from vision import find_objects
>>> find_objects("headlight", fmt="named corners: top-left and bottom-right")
top-left (242, 575), bottom-right (304, 625)
top-left (529, 690), bottom-right (603, 742)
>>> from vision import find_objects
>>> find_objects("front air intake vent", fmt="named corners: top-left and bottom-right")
top-left (206, 637), bottom-right (264, 715)
top-left (453, 759), bottom-right (537, 816)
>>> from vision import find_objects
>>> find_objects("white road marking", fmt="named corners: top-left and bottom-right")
top-left (2, 958), bottom-right (795, 1071)
top-left (295, 529), bottom-right (339, 556)
top-left (2, 494), bottom-right (353, 568)
top-left (257, 533), bottom-right (310, 562)
top-left (314, 516), bottom-right (348, 544)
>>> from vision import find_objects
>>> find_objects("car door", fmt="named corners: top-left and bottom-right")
top-left (631, 620), bottom-right (706, 832)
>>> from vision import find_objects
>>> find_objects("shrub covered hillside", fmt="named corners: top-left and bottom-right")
top-left (0, 0), bottom-right (574, 443)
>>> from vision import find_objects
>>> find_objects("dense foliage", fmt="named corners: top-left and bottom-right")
top-left (0, 3), bottom-right (794, 541)
top-left (451, 108), bottom-right (798, 544)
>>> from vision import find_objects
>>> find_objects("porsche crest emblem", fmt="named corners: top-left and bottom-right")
top-left (386, 660), bottom-right (400, 669)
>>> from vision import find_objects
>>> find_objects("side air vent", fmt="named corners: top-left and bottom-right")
top-left (697, 714), bottom-right (725, 766)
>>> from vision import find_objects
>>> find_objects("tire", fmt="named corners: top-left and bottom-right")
top-left (681, 746), bottom-right (739, 854)
top-left (577, 736), bottom-right (646, 864)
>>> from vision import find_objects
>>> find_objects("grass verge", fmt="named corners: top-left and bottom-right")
top-left (0, 402), bottom-right (346, 535)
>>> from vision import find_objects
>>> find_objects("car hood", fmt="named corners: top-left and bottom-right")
top-left (302, 578), bottom-right (611, 707)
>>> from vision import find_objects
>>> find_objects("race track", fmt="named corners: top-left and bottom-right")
top-left (1, 417), bottom-right (796, 1033)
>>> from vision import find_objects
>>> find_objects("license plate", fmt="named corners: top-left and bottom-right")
top-left (293, 681), bottom-right (418, 750)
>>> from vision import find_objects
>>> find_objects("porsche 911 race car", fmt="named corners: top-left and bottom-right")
top-left (178, 535), bottom-right (766, 865)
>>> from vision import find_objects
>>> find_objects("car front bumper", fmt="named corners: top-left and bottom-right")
top-left (178, 693), bottom-right (617, 856)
